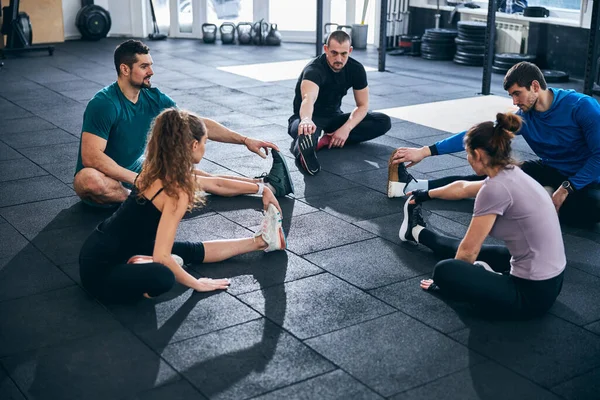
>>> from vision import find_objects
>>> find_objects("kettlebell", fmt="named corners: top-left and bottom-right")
top-left (219, 22), bottom-right (236, 44)
top-left (237, 22), bottom-right (253, 45)
top-left (265, 23), bottom-right (282, 46)
top-left (202, 23), bottom-right (217, 43)
top-left (323, 22), bottom-right (338, 44)
top-left (337, 24), bottom-right (353, 36)
top-left (252, 19), bottom-right (269, 45)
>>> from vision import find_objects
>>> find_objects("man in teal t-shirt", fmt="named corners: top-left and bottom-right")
top-left (74, 40), bottom-right (292, 206)
top-left (75, 81), bottom-right (175, 178)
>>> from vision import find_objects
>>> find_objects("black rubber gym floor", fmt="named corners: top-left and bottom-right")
top-left (0, 38), bottom-right (598, 400)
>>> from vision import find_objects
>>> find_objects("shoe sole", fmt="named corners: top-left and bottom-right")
top-left (399, 196), bottom-right (412, 242)
top-left (299, 135), bottom-right (320, 175)
top-left (387, 152), bottom-right (401, 198)
top-left (265, 220), bottom-right (287, 252)
top-left (273, 150), bottom-right (295, 195)
top-left (278, 225), bottom-right (287, 250)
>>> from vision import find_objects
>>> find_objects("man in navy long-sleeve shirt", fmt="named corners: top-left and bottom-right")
top-left (388, 62), bottom-right (600, 226)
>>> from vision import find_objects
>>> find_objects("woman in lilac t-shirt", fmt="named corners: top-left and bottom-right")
top-left (399, 112), bottom-right (566, 318)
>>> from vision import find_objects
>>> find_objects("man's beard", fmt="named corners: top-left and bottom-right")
top-left (131, 77), bottom-right (152, 89)
top-left (327, 61), bottom-right (343, 73)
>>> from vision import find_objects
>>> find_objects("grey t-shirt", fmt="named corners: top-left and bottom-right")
top-left (473, 167), bottom-right (566, 280)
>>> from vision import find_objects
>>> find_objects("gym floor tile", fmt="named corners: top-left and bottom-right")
top-left (0, 158), bottom-right (48, 182)
top-left (109, 288), bottom-right (260, 349)
top-left (0, 116), bottom-right (55, 135)
top-left (369, 275), bottom-right (479, 334)
top-left (1, 329), bottom-right (179, 400)
top-left (0, 244), bottom-right (74, 302)
top-left (197, 249), bottom-right (324, 296)
top-left (0, 223), bottom-right (28, 260)
top-left (207, 196), bottom-right (316, 229)
top-left (19, 142), bottom-right (79, 166)
top-left (0, 170), bottom-right (75, 207)
top-left (0, 128), bottom-right (77, 149)
top-left (0, 367), bottom-right (25, 400)
top-left (551, 367), bottom-right (600, 400)
top-left (285, 169), bottom-right (360, 200)
top-left (0, 196), bottom-right (102, 240)
top-left (305, 312), bottom-right (485, 397)
top-left (394, 361), bottom-right (562, 400)
top-left (549, 267), bottom-right (600, 326)
top-left (303, 186), bottom-right (404, 223)
top-left (160, 318), bottom-right (335, 400)
top-left (0, 143), bottom-right (22, 161)
top-left (449, 315), bottom-right (600, 387)
top-left (0, 286), bottom-right (121, 356)
top-left (305, 238), bottom-right (430, 290)
top-left (252, 369), bottom-right (383, 400)
top-left (238, 273), bottom-right (395, 339)
top-left (316, 147), bottom-right (385, 175)
top-left (131, 380), bottom-right (207, 400)
top-left (284, 211), bottom-right (375, 255)
top-left (31, 223), bottom-right (94, 265)
top-left (175, 213), bottom-right (253, 242)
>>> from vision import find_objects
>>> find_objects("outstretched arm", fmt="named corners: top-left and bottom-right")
top-left (153, 193), bottom-right (230, 292)
top-left (193, 169), bottom-right (259, 184)
top-left (195, 175), bottom-right (282, 212)
top-left (297, 79), bottom-right (320, 136)
top-left (390, 131), bottom-right (467, 167)
top-left (409, 180), bottom-right (483, 203)
top-left (201, 117), bottom-right (279, 159)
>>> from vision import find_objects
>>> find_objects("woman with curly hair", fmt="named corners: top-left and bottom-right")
top-left (399, 112), bottom-right (566, 319)
top-left (79, 108), bottom-right (286, 302)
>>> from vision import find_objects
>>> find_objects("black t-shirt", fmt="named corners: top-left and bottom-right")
top-left (292, 54), bottom-right (368, 117)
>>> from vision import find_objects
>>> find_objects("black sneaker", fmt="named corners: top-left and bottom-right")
top-left (259, 150), bottom-right (294, 197)
top-left (297, 134), bottom-right (321, 175)
top-left (387, 153), bottom-right (417, 198)
top-left (399, 196), bottom-right (426, 242)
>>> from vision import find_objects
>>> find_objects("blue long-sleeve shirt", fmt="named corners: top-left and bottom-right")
top-left (433, 88), bottom-right (600, 189)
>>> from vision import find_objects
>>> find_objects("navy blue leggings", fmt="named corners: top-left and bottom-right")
top-left (79, 231), bottom-right (205, 303)
top-left (419, 228), bottom-right (564, 318)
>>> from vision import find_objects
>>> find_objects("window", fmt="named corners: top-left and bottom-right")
top-left (526, 0), bottom-right (581, 10)
top-left (206, 0), bottom-right (254, 25)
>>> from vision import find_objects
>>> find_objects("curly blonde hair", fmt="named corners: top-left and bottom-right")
top-left (136, 108), bottom-right (206, 210)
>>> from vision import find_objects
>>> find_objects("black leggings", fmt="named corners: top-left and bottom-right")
top-left (428, 159), bottom-right (600, 226)
top-left (287, 111), bottom-right (391, 154)
top-left (419, 228), bottom-right (564, 318)
top-left (79, 230), bottom-right (205, 303)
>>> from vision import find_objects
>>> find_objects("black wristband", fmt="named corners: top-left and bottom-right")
top-left (428, 144), bottom-right (439, 156)
top-left (412, 189), bottom-right (431, 204)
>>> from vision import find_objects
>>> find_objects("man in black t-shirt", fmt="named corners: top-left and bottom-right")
top-left (288, 30), bottom-right (391, 175)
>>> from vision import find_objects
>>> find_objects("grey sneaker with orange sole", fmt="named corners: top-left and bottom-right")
top-left (255, 204), bottom-right (287, 252)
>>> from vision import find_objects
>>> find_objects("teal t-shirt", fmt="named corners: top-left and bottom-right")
top-left (75, 82), bottom-right (176, 175)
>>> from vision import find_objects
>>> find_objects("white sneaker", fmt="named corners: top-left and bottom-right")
top-left (255, 204), bottom-right (286, 252)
